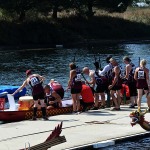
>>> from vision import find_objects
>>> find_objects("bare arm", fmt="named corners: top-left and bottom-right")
top-left (12, 80), bottom-right (27, 95)
top-left (145, 68), bottom-right (149, 86)
top-left (51, 91), bottom-right (62, 105)
top-left (111, 66), bottom-right (120, 87)
top-left (124, 65), bottom-right (131, 79)
top-left (108, 66), bottom-right (119, 90)
top-left (67, 70), bottom-right (75, 88)
top-left (134, 68), bottom-right (138, 81)
top-left (88, 72), bottom-right (95, 84)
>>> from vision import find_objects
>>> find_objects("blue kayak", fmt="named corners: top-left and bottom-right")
top-left (0, 85), bottom-right (26, 99)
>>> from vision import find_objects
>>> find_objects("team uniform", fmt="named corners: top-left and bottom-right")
top-left (111, 67), bottom-right (122, 91)
top-left (135, 67), bottom-right (148, 90)
top-left (126, 63), bottom-right (137, 97)
top-left (45, 87), bottom-right (59, 108)
top-left (71, 69), bottom-right (82, 94)
top-left (29, 75), bottom-right (44, 100)
top-left (99, 63), bottom-right (113, 85)
top-left (94, 71), bottom-right (108, 93)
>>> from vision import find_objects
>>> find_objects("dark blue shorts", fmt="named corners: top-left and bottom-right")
top-left (33, 92), bottom-right (45, 101)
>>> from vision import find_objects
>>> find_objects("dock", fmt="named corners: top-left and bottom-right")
top-left (0, 97), bottom-right (150, 150)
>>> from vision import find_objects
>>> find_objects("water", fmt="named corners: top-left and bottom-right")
top-left (0, 43), bottom-right (150, 148)
top-left (102, 137), bottom-right (150, 150)
top-left (0, 43), bottom-right (150, 97)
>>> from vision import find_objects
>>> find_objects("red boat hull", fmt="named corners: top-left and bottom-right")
top-left (0, 106), bottom-right (73, 122)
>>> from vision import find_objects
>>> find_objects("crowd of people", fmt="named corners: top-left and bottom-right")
top-left (67, 55), bottom-right (150, 114)
top-left (12, 55), bottom-right (150, 120)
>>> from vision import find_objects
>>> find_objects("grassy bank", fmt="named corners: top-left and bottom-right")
top-left (0, 7), bottom-right (150, 48)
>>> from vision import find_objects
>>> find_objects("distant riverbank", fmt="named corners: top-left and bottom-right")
top-left (0, 7), bottom-right (150, 49)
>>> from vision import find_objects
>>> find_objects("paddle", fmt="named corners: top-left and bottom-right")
top-left (98, 53), bottom-right (102, 71)
top-left (138, 57), bottom-right (140, 67)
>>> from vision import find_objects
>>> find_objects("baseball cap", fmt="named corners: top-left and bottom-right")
top-left (26, 69), bottom-right (32, 76)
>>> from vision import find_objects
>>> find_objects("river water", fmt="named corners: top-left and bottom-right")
top-left (0, 43), bottom-right (150, 148)
top-left (102, 137), bottom-right (150, 150)
top-left (0, 43), bottom-right (150, 97)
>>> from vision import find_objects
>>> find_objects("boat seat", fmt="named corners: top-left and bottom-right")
top-left (5, 94), bottom-right (16, 111)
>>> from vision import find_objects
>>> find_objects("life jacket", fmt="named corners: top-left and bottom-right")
top-left (49, 81), bottom-right (64, 99)
top-left (121, 84), bottom-right (130, 98)
top-left (81, 84), bottom-right (94, 103)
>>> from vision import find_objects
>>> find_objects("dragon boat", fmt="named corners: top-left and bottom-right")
top-left (0, 82), bottom-right (130, 122)
top-left (130, 109), bottom-right (150, 131)
top-left (0, 94), bottom-right (73, 122)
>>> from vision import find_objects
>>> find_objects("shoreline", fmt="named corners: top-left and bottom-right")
top-left (0, 38), bottom-right (150, 51)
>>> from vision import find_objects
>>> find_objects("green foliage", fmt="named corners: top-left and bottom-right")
top-left (0, 0), bottom-right (38, 21)
top-left (95, 0), bottom-right (133, 12)
top-left (0, 0), bottom-right (133, 21)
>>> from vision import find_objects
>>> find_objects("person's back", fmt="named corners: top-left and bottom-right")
top-left (81, 84), bottom-right (94, 103)
top-left (49, 79), bottom-right (64, 99)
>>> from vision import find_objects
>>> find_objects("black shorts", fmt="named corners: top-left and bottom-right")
top-left (33, 92), bottom-right (45, 101)
top-left (128, 82), bottom-right (137, 97)
top-left (111, 86), bottom-right (122, 91)
top-left (137, 87), bottom-right (149, 90)
top-left (71, 88), bottom-right (82, 94)
top-left (95, 86), bottom-right (108, 93)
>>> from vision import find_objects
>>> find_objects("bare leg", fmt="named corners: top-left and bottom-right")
top-left (110, 90), bottom-right (119, 108)
top-left (116, 90), bottom-right (121, 108)
top-left (76, 93), bottom-right (81, 112)
top-left (94, 93), bottom-right (99, 107)
top-left (137, 89), bottom-right (143, 110)
top-left (72, 94), bottom-right (77, 112)
top-left (100, 92), bottom-right (105, 106)
top-left (144, 90), bottom-right (150, 108)
top-left (130, 96), bottom-right (135, 105)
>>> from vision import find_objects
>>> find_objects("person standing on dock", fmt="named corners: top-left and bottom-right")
top-left (67, 63), bottom-right (82, 114)
top-left (108, 58), bottom-right (122, 111)
top-left (123, 56), bottom-right (137, 108)
top-left (12, 70), bottom-right (48, 120)
top-left (82, 67), bottom-right (98, 109)
top-left (134, 59), bottom-right (150, 112)
top-left (99, 55), bottom-right (113, 85)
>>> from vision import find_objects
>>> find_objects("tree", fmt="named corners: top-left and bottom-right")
top-left (95, 0), bottom-right (133, 13)
top-left (0, 0), bottom-right (37, 21)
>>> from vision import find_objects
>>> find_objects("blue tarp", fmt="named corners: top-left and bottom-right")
top-left (0, 85), bottom-right (26, 99)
